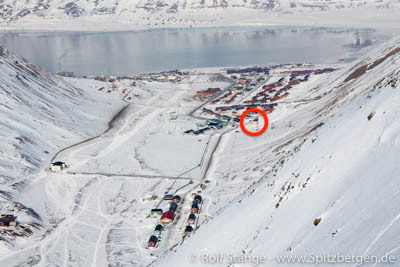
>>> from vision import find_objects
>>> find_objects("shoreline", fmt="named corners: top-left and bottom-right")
top-left (1, 7), bottom-right (400, 33)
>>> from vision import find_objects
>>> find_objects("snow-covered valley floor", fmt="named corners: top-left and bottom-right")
top-left (0, 32), bottom-right (400, 267)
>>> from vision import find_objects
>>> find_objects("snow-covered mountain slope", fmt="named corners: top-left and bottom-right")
top-left (2, 0), bottom-right (399, 20)
top-left (0, 45), bottom-right (125, 249)
top-left (2, 0), bottom-right (400, 31)
top-left (155, 35), bottom-right (400, 266)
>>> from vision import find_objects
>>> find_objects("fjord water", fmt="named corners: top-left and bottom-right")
top-left (0, 27), bottom-right (382, 76)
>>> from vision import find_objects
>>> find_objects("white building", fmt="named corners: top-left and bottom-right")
top-left (50, 161), bottom-right (66, 172)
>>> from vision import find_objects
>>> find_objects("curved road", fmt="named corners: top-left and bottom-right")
top-left (46, 73), bottom-right (236, 265)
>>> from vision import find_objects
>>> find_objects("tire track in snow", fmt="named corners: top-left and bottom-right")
top-left (51, 104), bottom-right (130, 163)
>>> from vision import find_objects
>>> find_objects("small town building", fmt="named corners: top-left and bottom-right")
top-left (148, 235), bottom-right (158, 248)
top-left (0, 215), bottom-right (16, 227)
top-left (170, 112), bottom-right (178, 120)
top-left (50, 161), bottom-right (66, 172)
top-left (169, 202), bottom-right (178, 212)
top-left (196, 88), bottom-right (221, 97)
top-left (188, 214), bottom-right (196, 225)
top-left (184, 225), bottom-right (193, 236)
top-left (154, 224), bottom-right (163, 236)
top-left (193, 195), bottom-right (202, 204)
top-left (191, 203), bottom-right (199, 214)
top-left (172, 195), bottom-right (181, 203)
top-left (57, 72), bottom-right (75, 77)
top-left (151, 209), bottom-right (163, 216)
top-left (160, 211), bottom-right (175, 224)
top-left (97, 75), bottom-right (107, 82)
top-left (163, 194), bottom-right (174, 200)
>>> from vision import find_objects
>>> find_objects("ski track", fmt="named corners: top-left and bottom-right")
top-left (362, 212), bottom-right (400, 257)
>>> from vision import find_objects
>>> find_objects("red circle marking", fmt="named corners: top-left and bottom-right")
top-left (239, 108), bottom-right (269, 136)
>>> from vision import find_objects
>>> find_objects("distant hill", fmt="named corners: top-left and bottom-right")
top-left (1, 0), bottom-right (400, 30)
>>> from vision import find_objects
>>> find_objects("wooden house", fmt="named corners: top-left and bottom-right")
top-left (188, 214), bottom-right (196, 225)
top-left (151, 209), bottom-right (163, 216)
top-left (160, 211), bottom-right (175, 224)
top-left (184, 225), bottom-right (193, 236)
top-left (191, 203), bottom-right (199, 214)
top-left (169, 202), bottom-right (178, 212)
top-left (50, 161), bottom-right (66, 172)
top-left (148, 235), bottom-right (158, 248)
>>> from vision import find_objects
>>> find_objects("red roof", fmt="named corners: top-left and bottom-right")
top-left (161, 211), bottom-right (174, 220)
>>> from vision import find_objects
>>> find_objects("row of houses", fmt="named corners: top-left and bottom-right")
top-left (148, 195), bottom-right (181, 248)
top-left (131, 70), bottom-right (188, 82)
top-left (243, 74), bottom-right (308, 106)
top-left (196, 88), bottom-right (221, 97)
top-left (184, 127), bottom-right (211, 135)
top-left (95, 75), bottom-right (118, 82)
top-left (226, 66), bottom-right (270, 74)
top-left (209, 90), bottom-right (244, 105)
top-left (192, 73), bottom-right (298, 128)
top-left (183, 194), bottom-right (203, 237)
top-left (218, 68), bottom-right (336, 119)
top-left (185, 104), bottom-right (277, 135)
top-left (187, 66), bottom-right (336, 135)
top-left (280, 67), bottom-right (336, 76)
top-left (95, 70), bottom-right (189, 84)
top-left (0, 214), bottom-right (17, 227)
top-left (209, 71), bottom-right (267, 107)
top-left (184, 116), bottom-right (231, 135)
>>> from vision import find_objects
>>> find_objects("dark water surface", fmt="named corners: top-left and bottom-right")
top-left (0, 27), bottom-right (384, 76)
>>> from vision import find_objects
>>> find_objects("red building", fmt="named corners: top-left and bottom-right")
top-left (197, 88), bottom-right (221, 97)
top-left (160, 211), bottom-right (175, 224)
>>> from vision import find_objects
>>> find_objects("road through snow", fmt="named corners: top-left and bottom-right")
top-left (12, 73), bottom-right (234, 266)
